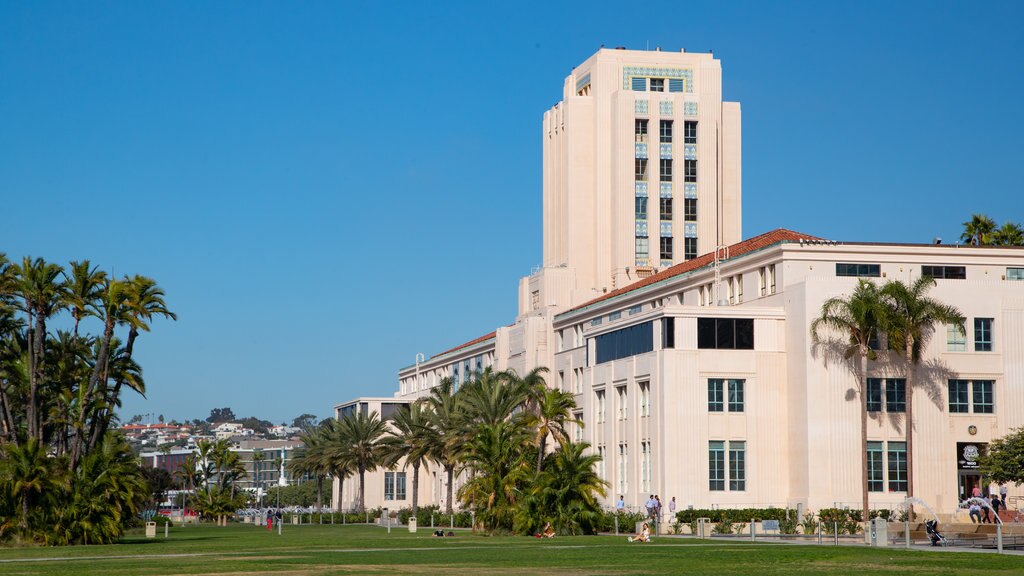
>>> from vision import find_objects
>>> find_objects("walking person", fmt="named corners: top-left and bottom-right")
top-left (645, 495), bottom-right (656, 521)
top-left (1001, 484), bottom-right (1009, 509)
top-left (669, 496), bottom-right (677, 525)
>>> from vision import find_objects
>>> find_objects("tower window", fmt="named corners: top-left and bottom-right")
top-left (684, 121), bottom-right (697, 144)
top-left (659, 197), bottom-right (673, 220)
top-left (650, 78), bottom-right (665, 92)
top-left (635, 158), bottom-right (648, 181)
top-left (660, 159), bottom-right (673, 182)
top-left (635, 119), bottom-right (648, 143)
top-left (660, 236), bottom-right (673, 260)
top-left (685, 237), bottom-right (697, 259)
top-left (660, 120), bottom-right (673, 143)
top-left (684, 159), bottom-right (697, 183)
top-left (684, 198), bottom-right (697, 221)
top-left (635, 197), bottom-right (647, 220)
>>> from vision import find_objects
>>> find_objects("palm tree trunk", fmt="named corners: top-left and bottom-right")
top-left (537, 434), bottom-right (547, 474)
top-left (72, 317), bottom-right (115, 469)
top-left (905, 340), bottom-right (915, 518)
top-left (316, 476), bottom-right (323, 512)
top-left (860, 354), bottom-right (870, 524)
top-left (445, 465), bottom-right (454, 514)
top-left (358, 466), bottom-right (366, 513)
top-left (412, 462), bottom-right (420, 514)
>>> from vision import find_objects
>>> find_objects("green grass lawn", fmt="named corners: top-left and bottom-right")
top-left (2, 524), bottom-right (1024, 575)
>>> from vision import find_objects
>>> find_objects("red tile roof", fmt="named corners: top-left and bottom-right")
top-left (432, 331), bottom-right (497, 359)
top-left (560, 228), bottom-right (823, 317)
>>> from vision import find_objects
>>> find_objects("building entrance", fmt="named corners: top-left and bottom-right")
top-left (956, 442), bottom-right (987, 500)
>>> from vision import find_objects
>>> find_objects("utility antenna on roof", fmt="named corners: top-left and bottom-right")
top-left (714, 245), bottom-right (730, 306)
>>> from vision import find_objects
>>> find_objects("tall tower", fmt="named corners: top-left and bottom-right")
top-left (542, 48), bottom-right (742, 301)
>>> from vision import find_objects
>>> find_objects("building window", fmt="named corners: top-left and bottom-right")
top-left (660, 159), bottom-right (673, 182)
top-left (922, 265), bottom-right (966, 280)
top-left (684, 198), bottom-right (697, 221)
top-left (887, 442), bottom-right (907, 492)
top-left (697, 318), bottom-right (755, 350)
top-left (635, 119), bottom-right (648, 143)
top-left (709, 441), bottom-right (725, 491)
top-left (768, 264), bottom-right (777, 294)
top-left (973, 380), bottom-right (994, 414)
top-left (867, 442), bottom-right (884, 492)
top-left (1008, 267), bottom-right (1024, 280)
top-left (608, 311), bottom-right (621, 321)
top-left (557, 370), bottom-right (565, 391)
top-left (632, 77), bottom-right (647, 91)
top-left (734, 275), bottom-right (743, 303)
top-left (618, 444), bottom-right (628, 494)
top-left (728, 379), bottom-right (745, 412)
top-left (708, 379), bottom-right (724, 412)
top-left (948, 379), bottom-right (969, 413)
top-left (835, 263), bottom-right (881, 277)
top-left (635, 158), bottom-right (648, 181)
top-left (636, 236), bottom-right (649, 262)
top-left (594, 321), bottom-right (654, 364)
top-left (729, 441), bottom-right (746, 491)
top-left (684, 237), bottom-right (697, 259)
top-left (684, 121), bottom-right (697, 144)
top-left (662, 317), bottom-right (675, 349)
top-left (885, 379), bottom-right (906, 413)
top-left (759, 268), bottom-right (767, 297)
top-left (596, 390), bottom-right (606, 423)
top-left (573, 411), bottom-right (583, 442)
top-left (660, 120), bottom-right (673, 143)
top-left (684, 159), bottom-right (697, 182)
top-left (649, 78), bottom-right (664, 92)
top-left (660, 197), bottom-right (673, 220)
top-left (660, 236), bottom-right (673, 261)
top-left (635, 196), bottom-right (648, 220)
top-left (975, 318), bottom-right (993, 351)
top-left (575, 367), bottom-right (583, 394)
top-left (866, 378), bottom-right (883, 412)
top-left (384, 471), bottom-right (407, 500)
top-left (640, 441), bottom-right (651, 492)
top-left (616, 385), bottom-right (627, 420)
top-left (639, 381), bottom-right (650, 417)
top-left (597, 445), bottom-right (606, 479)
top-left (947, 323), bottom-right (967, 352)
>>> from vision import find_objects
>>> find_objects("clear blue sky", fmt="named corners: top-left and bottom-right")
top-left (2, 1), bottom-right (1021, 424)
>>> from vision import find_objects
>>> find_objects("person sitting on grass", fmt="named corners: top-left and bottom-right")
top-left (541, 522), bottom-right (556, 538)
top-left (628, 522), bottom-right (651, 543)
top-left (433, 529), bottom-right (446, 537)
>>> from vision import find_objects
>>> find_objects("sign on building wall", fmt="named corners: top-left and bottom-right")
top-left (957, 442), bottom-right (985, 470)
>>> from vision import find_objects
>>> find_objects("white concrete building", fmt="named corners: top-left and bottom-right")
top-left (334, 46), bottom-right (1024, 516)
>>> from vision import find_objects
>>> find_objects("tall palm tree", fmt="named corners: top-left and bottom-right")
top-left (62, 260), bottom-right (106, 337)
top-left (458, 367), bottom-right (526, 428)
top-left (528, 387), bottom-right (579, 473)
top-left (881, 277), bottom-right (964, 503)
top-left (331, 410), bottom-right (390, 513)
top-left (291, 424), bottom-right (331, 512)
top-left (961, 213), bottom-right (997, 245)
top-left (424, 378), bottom-right (464, 514)
top-left (10, 257), bottom-right (67, 442)
top-left (993, 222), bottom-right (1024, 246)
top-left (518, 441), bottom-right (608, 535)
top-left (384, 402), bottom-right (432, 513)
top-left (0, 438), bottom-right (67, 533)
top-left (810, 279), bottom-right (886, 522)
top-left (322, 420), bottom-right (354, 512)
top-left (458, 420), bottom-right (532, 533)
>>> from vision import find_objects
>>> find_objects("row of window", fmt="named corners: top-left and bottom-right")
top-left (635, 158), bottom-right (696, 182)
top-left (636, 235), bottom-right (696, 263)
top-left (384, 471), bottom-right (407, 500)
top-left (708, 379), bottom-right (745, 412)
top-left (867, 441), bottom-right (907, 492)
top-left (867, 378), bottom-right (995, 414)
top-left (837, 264), bottom-right (1024, 281)
top-left (697, 318), bottom-right (755, 350)
top-left (635, 119), bottom-right (697, 144)
top-left (947, 318), bottom-right (993, 352)
top-left (632, 77), bottom-right (686, 92)
top-left (634, 197), bottom-right (698, 222)
top-left (709, 440), bottom-right (746, 491)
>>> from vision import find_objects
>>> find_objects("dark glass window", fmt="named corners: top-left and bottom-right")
top-left (729, 441), bottom-right (746, 491)
top-left (660, 236), bottom-right (672, 260)
top-left (708, 379), bottom-right (723, 412)
top-left (635, 158), bottom-right (648, 181)
top-left (973, 380), bottom-right (994, 413)
top-left (684, 159), bottom-right (697, 182)
top-left (660, 159), bottom-right (673, 182)
top-left (662, 317), bottom-right (675, 349)
top-left (685, 237), bottom-right (697, 259)
top-left (922, 265), bottom-right (966, 280)
top-left (727, 379), bottom-right (745, 412)
top-left (709, 441), bottom-right (725, 491)
top-left (650, 78), bottom-right (665, 92)
top-left (697, 318), bottom-right (754, 350)
top-left (660, 120), bottom-right (673, 143)
top-left (886, 379), bottom-right (906, 413)
top-left (684, 121), bottom-right (697, 144)
top-left (948, 379), bottom-right (969, 413)
top-left (635, 119), bottom-right (648, 143)
top-left (835, 263), bottom-right (881, 277)
top-left (866, 378), bottom-right (883, 412)
top-left (660, 197), bottom-right (673, 220)
top-left (888, 442), bottom-right (907, 492)
top-left (635, 196), bottom-right (647, 220)
top-left (594, 321), bottom-right (654, 364)
top-left (684, 198), bottom-right (697, 221)
top-left (975, 318), bottom-right (993, 351)
top-left (867, 442), bottom-right (884, 492)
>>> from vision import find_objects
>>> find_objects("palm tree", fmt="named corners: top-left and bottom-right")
top-left (62, 260), bottom-right (106, 337)
top-left (291, 424), bottom-right (331, 513)
top-left (881, 277), bottom-right (964, 503)
top-left (10, 257), bottom-right (67, 442)
top-left (528, 387), bottom-right (579, 474)
top-left (961, 213), bottom-right (997, 245)
top-left (810, 279), bottom-right (886, 522)
top-left (518, 441), bottom-right (608, 535)
top-left (322, 420), bottom-right (354, 512)
top-left (458, 420), bottom-right (532, 533)
top-left (424, 378), bottom-right (464, 514)
top-left (384, 402), bottom-right (432, 513)
top-left (993, 222), bottom-right (1024, 246)
top-left (252, 450), bottom-right (266, 506)
top-left (458, 367), bottom-right (527, 427)
top-left (331, 410), bottom-right (390, 513)
top-left (0, 438), bottom-right (67, 533)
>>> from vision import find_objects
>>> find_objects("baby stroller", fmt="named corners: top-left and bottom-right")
top-left (925, 520), bottom-right (947, 547)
